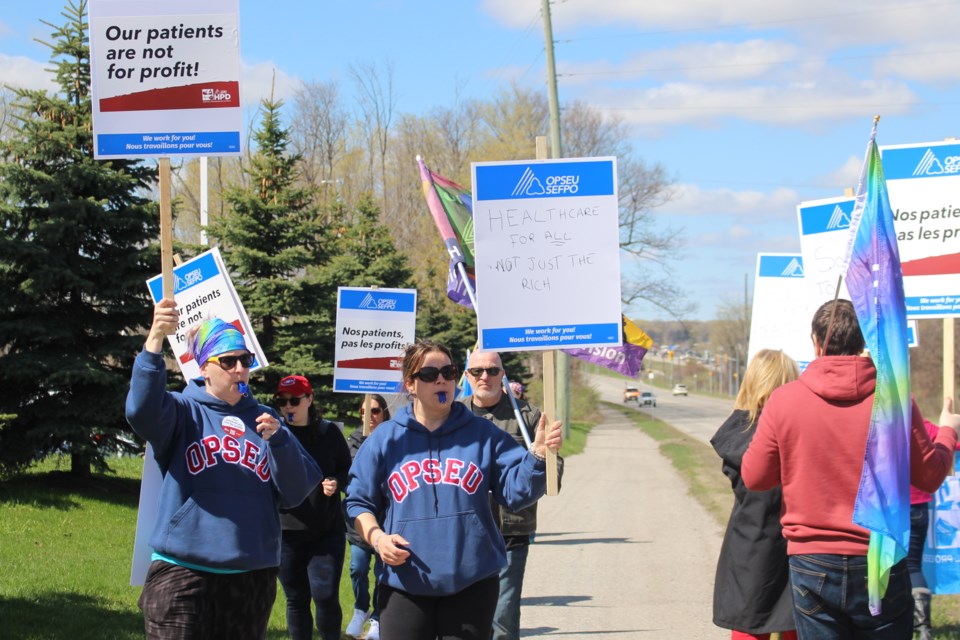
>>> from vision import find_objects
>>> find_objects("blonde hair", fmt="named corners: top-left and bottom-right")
top-left (733, 349), bottom-right (799, 426)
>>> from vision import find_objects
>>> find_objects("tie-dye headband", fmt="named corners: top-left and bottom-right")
top-left (191, 318), bottom-right (249, 365)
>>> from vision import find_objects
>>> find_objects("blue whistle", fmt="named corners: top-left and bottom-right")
top-left (237, 382), bottom-right (249, 396)
top-left (438, 392), bottom-right (447, 404)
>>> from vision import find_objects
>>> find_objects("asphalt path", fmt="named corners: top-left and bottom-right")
top-left (513, 374), bottom-right (742, 638)
top-left (586, 373), bottom-right (735, 446)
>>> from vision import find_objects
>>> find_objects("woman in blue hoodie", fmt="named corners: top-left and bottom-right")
top-left (126, 299), bottom-right (323, 640)
top-left (345, 340), bottom-right (562, 640)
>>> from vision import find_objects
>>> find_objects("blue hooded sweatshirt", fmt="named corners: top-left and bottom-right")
top-left (345, 401), bottom-right (547, 596)
top-left (125, 349), bottom-right (323, 571)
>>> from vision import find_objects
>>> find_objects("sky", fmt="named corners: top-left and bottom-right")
top-left (1, 1), bottom-right (959, 321)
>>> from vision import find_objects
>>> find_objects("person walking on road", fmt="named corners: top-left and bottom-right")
top-left (460, 350), bottom-right (563, 640)
top-left (345, 340), bottom-right (562, 640)
top-left (126, 301), bottom-right (322, 640)
top-left (711, 349), bottom-right (799, 640)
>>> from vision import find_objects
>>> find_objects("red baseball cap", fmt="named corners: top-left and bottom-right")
top-left (277, 375), bottom-right (312, 397)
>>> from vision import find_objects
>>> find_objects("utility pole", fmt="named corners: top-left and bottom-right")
top-left (541, 0), bottom-right (570, 438)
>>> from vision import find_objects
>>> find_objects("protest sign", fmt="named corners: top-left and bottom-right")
top-left (747, 253), bottom-right (816, 370)
top-left (471, 157), bottom-right (622, 351)
top-left (334, 287), bottom-right (417, 394)
top-left (88, 0), bottom-right (242, 158)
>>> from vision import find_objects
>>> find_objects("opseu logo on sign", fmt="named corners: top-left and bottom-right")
top-left (882, 143), bottom-right (960, 181)
top-left (758, 255), bottom-right (805, 278)
top-left (475, 160), bottom-right (614, 201)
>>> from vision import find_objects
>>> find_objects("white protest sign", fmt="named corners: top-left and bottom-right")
top-left (334, 287), bottom-right (417, 394)
top-left (88, 0), bottom-right (242, 158)
top-left (881, 140), bottom-right (960, 318)
top-left (146, 247), bottom-right (267, 380)
top-left (797, 196), bottom-right (918, 348)
top-left (471, 157), bottom-right (622, 351)
top-left (747, 254), bottom-right (816, 371)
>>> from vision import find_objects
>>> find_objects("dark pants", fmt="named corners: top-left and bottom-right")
top-left (908, 503), bottom-right (930, 590)
top-left (139, 560), bottom-right (277, 640)
top-left (278, 530), bottom-right (346, 640)
top-left (379, 574), bottom-right (500, 640)
top-left (788, 555), bottom-right (912, 639)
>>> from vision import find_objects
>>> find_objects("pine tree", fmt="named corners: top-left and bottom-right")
top-left (206, 95), bottom-right (326, 389)
top-left (0, 1), bottom-right (159, 477)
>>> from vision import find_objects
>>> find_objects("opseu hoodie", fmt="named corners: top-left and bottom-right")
top-left (345, 401), bottom-right (547, 596)
top-left (125, 349), bottom-right (323, 570)
top-left (742, 355), bottom-right (956, 556)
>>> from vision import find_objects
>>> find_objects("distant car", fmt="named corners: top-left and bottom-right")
top-left (639, 391), bottom-right (657, 407)
top-left (672, 384), bottom-right (689, 396)
top-left (623, 386), bottom-right (640, 403)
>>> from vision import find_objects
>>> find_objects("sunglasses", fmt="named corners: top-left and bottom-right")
top-left (275, 395), bottom-right (308, 407)
top-left (412, 365), bottom-right (458, 382)
top-left (208, 353), bottom-right (255, 370)
top-left (361, 407), bottom-right (383, 416)
top-left (466, 366), bottom-right (502, 378)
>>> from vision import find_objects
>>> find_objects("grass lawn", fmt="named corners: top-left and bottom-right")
top-left (610, 402), bottom-right (960, 640)
top-left (0, 418), bottom-right (589, 639)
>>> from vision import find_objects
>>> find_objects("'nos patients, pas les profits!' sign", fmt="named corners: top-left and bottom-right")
top-left (471, 157), bottom-right (622, 351)
top-left (334, 287), bottom-right (417, 394)
top-left (747, 254), bottom-right (816, 371)
top-left (797, 196), bottom-right (918, 348)
top-left (88, 0), bottom-right (242, 159)
top-left (880, 140), bottom-right (960, 318)
top-left (146, 247), bottom-right (267, 380)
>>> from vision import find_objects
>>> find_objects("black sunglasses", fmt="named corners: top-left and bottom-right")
top-left (413, 365), bottom-right (458, 382)
top-left (466, 366), bottom-right (502, 378)
top-left (361, 407), bottom-right (383, 416)
top-left (276, 395), bottom-right (308, 407)
top-left (208, 353), bottom-right (255, 370)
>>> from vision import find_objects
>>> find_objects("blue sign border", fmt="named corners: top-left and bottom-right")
top-left (481, 322), bottom-right (620, 350)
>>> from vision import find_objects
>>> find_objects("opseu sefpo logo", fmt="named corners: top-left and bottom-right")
top-left (512, 167), bottom-right (580, 196)
top-left (913, 149), bottom-right (960, 176)
top-left (202, 87), bottom-right (232, 103)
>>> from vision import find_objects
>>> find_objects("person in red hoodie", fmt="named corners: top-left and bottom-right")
top-left (742, 299), bottom-right (960, 639)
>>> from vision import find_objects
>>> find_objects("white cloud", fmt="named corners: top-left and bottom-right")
top-left (875, 42), bottom-right (960, 84)
top-left (660, 182), bottom-right (801, 219)
top-left (239, 60), bottom-right (300, 107)
top-left (814, 155), bottom-right (862, 191)
top-left (0, 54), bottom-right (56, 91)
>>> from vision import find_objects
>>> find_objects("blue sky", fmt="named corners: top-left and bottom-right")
top-left (2, 1), bottom-right (959, 320)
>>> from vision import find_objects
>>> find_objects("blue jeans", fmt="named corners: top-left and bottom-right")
top-left (788, 554), bottom-right (912, 639)
top-left (349, 543), bottom-right (378, 621)
top-left (908, 504), bottom-right (930, 590)
top-left (491, 542), bottom-right (530, 640)
top-left (278, 530), bottom-right (345, 640)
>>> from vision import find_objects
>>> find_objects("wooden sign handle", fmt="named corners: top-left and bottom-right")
top-left (159, 158), bottom-right (174, 299)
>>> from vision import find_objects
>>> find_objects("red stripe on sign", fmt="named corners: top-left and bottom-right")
top-left (99, 81), bottom-right (239, 112)
top-left (337, 356), bottom-right (404, 371)
top-left (901, 252), bottom-right (960, 277)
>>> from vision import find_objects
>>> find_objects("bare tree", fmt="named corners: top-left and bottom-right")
top-left (350, 61), bottom-right (396, 216)
top-left (289, 79), bottom-right (348, 198)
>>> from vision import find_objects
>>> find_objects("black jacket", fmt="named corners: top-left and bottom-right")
top-left (280, 418), bottom-right (352, 537)
top-left (710, 409), bottom-right (794, 634)
top-left (343, 428), bottom-right (372, 550)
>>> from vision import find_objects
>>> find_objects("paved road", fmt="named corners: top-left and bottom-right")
top-left (520, 405), bottom-right (727, 638)
top-left (587, 373), bottom-right (735, 446)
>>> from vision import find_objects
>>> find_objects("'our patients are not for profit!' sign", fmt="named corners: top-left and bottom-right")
top-left (471, 157), bottom-right (622, 351)
top-left (88, 0), bottom-right (242, 159)
top-left (334, 287), bottom-right (417, 394)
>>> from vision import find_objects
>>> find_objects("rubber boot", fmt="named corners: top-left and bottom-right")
top-left (913, 587), bottom-right (933, 640)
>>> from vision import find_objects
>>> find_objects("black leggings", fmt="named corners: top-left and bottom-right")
top-left (378, 574), bottom-right (500, 640)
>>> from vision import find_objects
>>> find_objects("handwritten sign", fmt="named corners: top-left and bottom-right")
top-left (881, 141), bottom-right (960, 318)
top-left (747, 253), bottom-right (815, 371)
top-left (334, 287), bottom-right (417, 393)
top-left (471, 157), bottom-right (622, 351)
top-left (88, 0), bottom-right (242, 158)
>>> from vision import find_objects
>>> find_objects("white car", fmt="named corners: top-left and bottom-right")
top-left (672, 384), bottom-right (688, 396)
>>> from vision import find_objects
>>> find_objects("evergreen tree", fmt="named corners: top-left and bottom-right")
top-left (207, 95), bottom-right (325, 372)
top-left (0, 1), bottom-right (159, 477)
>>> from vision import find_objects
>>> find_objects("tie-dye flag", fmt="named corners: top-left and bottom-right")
top-left (844, 118), bottom-right (912, 616)
top-left (562, 315), bottom-right (654, 378)
top-left (417, 157), bottom-right (477, 307)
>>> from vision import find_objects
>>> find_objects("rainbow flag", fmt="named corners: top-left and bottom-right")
top-left (417, 157), bottom-right (477, 307)
top-left (844, 119), bottom-right (912, 615)
top-left (563, 315), bottom-right (654, 378)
